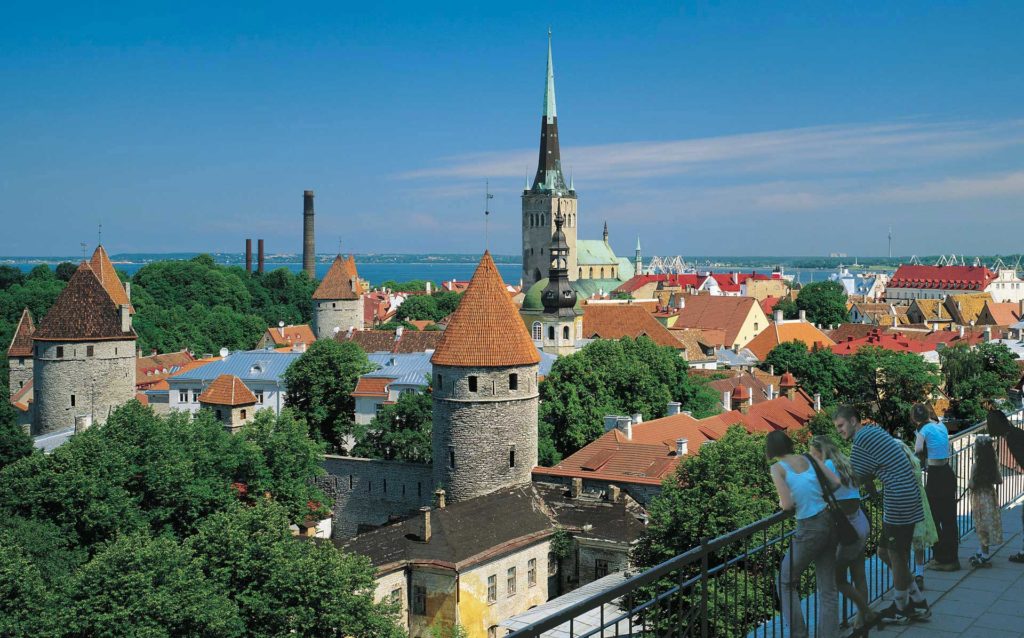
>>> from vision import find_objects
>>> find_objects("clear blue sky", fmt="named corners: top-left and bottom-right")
top-left (1, 1), bottom-right (1022, 258)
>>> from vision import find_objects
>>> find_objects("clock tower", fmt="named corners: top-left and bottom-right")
top-left (522, 31), bottom-right (578, 290)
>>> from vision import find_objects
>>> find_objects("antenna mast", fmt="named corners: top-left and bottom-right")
top-left (484, 179), bottom-right (494, 250)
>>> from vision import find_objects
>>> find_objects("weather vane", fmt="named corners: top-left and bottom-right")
top-left (484, 179), bottom-right (494, 250)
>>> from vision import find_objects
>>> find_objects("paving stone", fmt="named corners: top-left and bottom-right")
top-left (970, 612), bottom-right (1024, 632)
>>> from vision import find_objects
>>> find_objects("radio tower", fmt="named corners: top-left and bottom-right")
top-left (888, 226), bottom-right (892, 259)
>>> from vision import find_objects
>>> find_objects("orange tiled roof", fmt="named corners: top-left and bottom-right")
top-left (582, 304), bottom-right (684, 349)
top-left (90, 245), bottom-right (134, 312)
top-left (313, 255), bottom-right (364, 300)
top-left (6, 308), bottom-right (35, 357)
top-left (265, 324), bottom-right (316, 347)
top-left (33, 262), bottom-right (137, 342)
top-left (198, 374), bottom-right (257, 406)
top-left (745, 321), bottom-right (835, 360)
top-left (11, 379), bottom-right (33, 411)
top-left (351, 377), bottom-right (395, 398)
top-left (672, 295), bottom-right (758, 347)
top-left (979, 301), bottom-right (1022, 327)
top-left (431, 252), bottom-right (539, 367)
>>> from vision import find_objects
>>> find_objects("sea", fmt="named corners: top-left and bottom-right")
top-left (7, 259), bottom-right (863, 287)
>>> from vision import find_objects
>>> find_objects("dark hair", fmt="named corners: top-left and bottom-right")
top-left (911, 403), bottom-right (931, 426)
top-left (971, 437), bottom-right (1002, 489)
top-left (765, 430), bottom-right (794, 459)
top-left (834, 404), bottom-right (859, 423)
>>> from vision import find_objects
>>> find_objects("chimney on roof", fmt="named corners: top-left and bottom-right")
top-left (798, 309), bottom-right (807, 322)
top-left (395, 326), bottom-right (404, 339)
top-left (814, 393), bottom-right (822, 412)
top-left (732, 272), bottom-right (738, 285)
top-left (124, 281), bottom-right (131, 301)
top-left (617, 416), bottom-right (633, 440)
top-left (425, 281), bottom-right (432, 295)
top-left (434, 488), bottom-right (446, 509)
top-left (775, 309), bottom-right (784, 323)
top-left (257, 239), bottom-right (265, 274)
top-left (631, 413), bottom-right (643, 425)
top-left (676, 438), bottom-right (689, 456)
top-left (769, 364), bottom-right (775, 376)
top-left (345, 326), bottom-right (354, 339)
top-left (603, 415), bottom-right (619, 432)
top-left (666, 401), bottom-right (681, 416)
top-left (608, 484), bottom-right (621, 503)
top-left (723, 390), bottom-right (732, 411)
top-left (417, 506), bottom-right (432, 543)
top-left (245, 239), bottom-right (252, 273)
top-left (302, 191), bottom-right (315, 279)
top-left (120, 304), bottom-right (131, 333)
top-left (768, 384), bottom-right (775, 400)
top-left (959, 325), bottom-right (965, 338)
top-left (984, 326), bottom-right (992, 342)
top-left (570, 477), bottom-right (582, 499)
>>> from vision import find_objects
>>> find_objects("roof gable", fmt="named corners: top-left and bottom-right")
top-left (33, 263), bottom-right (136, 342)
top-left (198, 374), bottom-right (257, 406)
top-left (90, 245), bottom-right (133, 311)
top-left (431, 252), bottom-right (540, 367)
top-left (7, 308), bottom-right (35, 357)
top-left (673, 295), bottom-right (758, 346)
top-left (313, 255), bottom-right (363, 300)
top-left (581, 304), bottom-right (683, 349)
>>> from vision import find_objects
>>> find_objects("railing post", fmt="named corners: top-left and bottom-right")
top-left (700, 536), bottom-right (710, 638)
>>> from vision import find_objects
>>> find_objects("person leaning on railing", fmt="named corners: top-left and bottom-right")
top-left (766, 430), bottom-right (841, 638)
top-left (834, 405), bottom-right (931, 625)
top-left (985, 403), bottom-right (1024, 564)
top-left (913, 403), bottom-right (960, 573)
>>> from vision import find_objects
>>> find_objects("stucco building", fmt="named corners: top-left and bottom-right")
top-left (197, 373), bottom-right (258, 433)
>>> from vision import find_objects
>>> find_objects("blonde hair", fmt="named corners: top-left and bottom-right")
top-left (810, 436), bottom-right (854, 487)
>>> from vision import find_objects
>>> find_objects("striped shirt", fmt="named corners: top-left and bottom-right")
top-left (850, 425), bottom-right (924, 525)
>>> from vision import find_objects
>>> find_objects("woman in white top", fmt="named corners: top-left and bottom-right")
top-left (913, 403), bottom-right (959, 571)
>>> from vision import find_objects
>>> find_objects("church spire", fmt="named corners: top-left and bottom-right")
top-left (532, 29), bottom-right (568, 193)
top-left (541, 213), bottom-right (578, 317)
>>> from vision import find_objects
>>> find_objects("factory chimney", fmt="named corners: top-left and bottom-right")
top-left (303, 190), bottom-right (315, 279)
top-left (257, 239), bottom-right (265, 274)
top-left (245, 239), bottom-right (252, 274)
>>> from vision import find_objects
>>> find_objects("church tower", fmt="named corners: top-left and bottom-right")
top-left (522, 212), bottom-right (582, 355)
top-left (522, 30), bottom-right (578, 290)
top-left (431, 252), bottom-right (540, 503)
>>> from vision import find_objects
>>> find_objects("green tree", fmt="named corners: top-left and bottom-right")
top-left (762, 342), bottom-right (851, 406)
top-left (940, 342), bottom-right (1020, 424)
top-left (0, 536), bottom-right (53, 637)
top-left (539, 337), bottom-right (720, 462)
top-left (761, 340), bottom-right (810, 374)
top-left (795, 280), bottom-right (848, 326)
top-left (352, 391), bottom-right (433, 462)
top-left (396, 294), bottom-right (440, 321)
top-left (842, 346), bottom-right (940, 439)
top-left (0, 408), bottom-right (33, 470)
top-left (54, 262), bottom-right (78, 282)
top-left (282, 339), bottom-right (373, 452)
top-left (56, 534), bottom-right (244, 638)
top-left (0, 265), bottom-right (25, 291)
top-left (774, 296), bottom-right (799, 320)
top-left (432, 290), bottom-right (463, 318)
top-left (380, 279), bottom-right (431, 292)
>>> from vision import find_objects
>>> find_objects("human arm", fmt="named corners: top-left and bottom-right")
top-left (770, 463), bottom-right (795, 512)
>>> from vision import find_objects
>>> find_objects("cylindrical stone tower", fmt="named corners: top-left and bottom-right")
top-left (303, 190), bottom-right (315, 279)
top-left (431, 251), bottom-right (540, 503)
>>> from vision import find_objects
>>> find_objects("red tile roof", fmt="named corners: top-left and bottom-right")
top-left (339, 329), bottom-right (443, 354)
top-left (535, 393), bottom-right (816, 486)
top-left (431, 252), bottom-right (539, 367)
top-left (582, 304), bottom-right (684, 349)
top-left (746, 321), bottom-right (835, 360)
top-left (351, 377), bottom-right (395, 398)
top-left (6, 308), bottom-right (35, 357)
top-left (707, 272), bottom-right (772, 293)
top-left (979, 302), bottom-right (1023, 327)
top-left (829, 328), bottom-right (934, 355)
top-left (33, 262), bottom-right (137, 342)
top-left (672, 295), bottom-right (759, 347)
top-left (198, 374), bottom-right (257, 406)
top-left (135, 350), bottom-right (196, 389)
top-left (90, 245), bottom-right (134, 312)
top-left (313, 255), bottom-right (364, 300)
top-left (264, 324), bottom-right (316, 347)
top-left (888, 264), bottom-right (996, 291)
top-left (614, 274), bottom-right (705, 295)
top-left (760, 296), bottom-right (782, 315)
top-left (11, 379), bottom-right (32, 411)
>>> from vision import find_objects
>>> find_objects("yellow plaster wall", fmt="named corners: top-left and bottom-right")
top-left (457, 541), bottom-right (551, 638)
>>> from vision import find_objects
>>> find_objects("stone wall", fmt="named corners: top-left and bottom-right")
top-left (8, 355), bottom-right (32, 397)
top-left (32, 339), bottom-right (135, 434)
top-left (313, 297), bottom-right (364, 340)
top-left (522, 192), bottom-right (578, 289)
top-left (318, 455), bottom-right (434, 539)
top-left (575, 539), bottom-right (630, 589)
top-left (431, 363), bottom-right (539, 503)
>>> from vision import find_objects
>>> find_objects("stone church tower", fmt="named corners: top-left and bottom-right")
top-left (521, 212), bottom-right (582, 355)
top-left (431, 252), bottom-right (540, 503)
top-left (522, 31), bottom-right (578, 290)
top-left (312, 254), bottom-right (365, 340)
top-left (31, 249), bottom-right (136, 435)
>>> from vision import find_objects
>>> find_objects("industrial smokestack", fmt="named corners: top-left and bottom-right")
top-left (257, 239), bottom-right (265, 274)
top-left (303, 190), bottom-right (315, 279)
top-left (245, 239), bottom-right (252, 273)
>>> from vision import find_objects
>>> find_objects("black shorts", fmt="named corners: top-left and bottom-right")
top-left (879, 522), bottom-right (915, 553)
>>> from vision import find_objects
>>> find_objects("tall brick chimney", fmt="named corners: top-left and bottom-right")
top-left (245, 239), bottom-right (252, 274)
top-left (257, 239), bottom-right (265, 274)
top-left (303, 190), bottom-right (315, 279)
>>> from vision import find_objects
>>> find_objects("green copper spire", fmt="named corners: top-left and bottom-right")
top-left (543, 27), bottom-right (557, 123)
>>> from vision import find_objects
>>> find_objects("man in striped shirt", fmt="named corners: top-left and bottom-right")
top-left (835, 405), bottom-right (929, 624)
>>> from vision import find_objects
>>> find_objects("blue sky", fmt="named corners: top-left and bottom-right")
top-left (1, 1), bottom-right (1022, 258)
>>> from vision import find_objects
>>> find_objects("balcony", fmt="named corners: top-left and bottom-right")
top-left (506, 409), bottom-right (1024, 637)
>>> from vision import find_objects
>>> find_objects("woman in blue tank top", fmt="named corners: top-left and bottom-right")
top-left (767, 430), bottom-right (841, 638)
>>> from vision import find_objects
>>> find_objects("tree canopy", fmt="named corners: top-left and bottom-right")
top-left (793, 280), bottom-right (848, 326)
top-left (538, 337), bottom-right (721, 464)
top-left (940, 342), bottom-right (1020, 424)
top-left (352, 391), bottom-right (433, 463)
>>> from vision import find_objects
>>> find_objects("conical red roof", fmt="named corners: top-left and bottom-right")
top-left (6, 308), bottom-right (35, 357)
top-left (312, 255), bottom-right (363, 300)
top-left (34, 263), bottom-right (136, 342)
top-left (431, 252), bottom-right (540, 367)
top-left (90, 245), bottom-right (133, 312)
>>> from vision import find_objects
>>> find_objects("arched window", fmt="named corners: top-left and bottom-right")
top-left (589, 267), bottom-right (594, 278)
top-left (532, 322), bottom-right (542, 340)
top-left (547, 326), bottom-right (555, 340)
top-left (578, 268), bottom-right (583, 279)
top-left (600, 267), bottom-right (605, 278)
top-left (563, 325), bottom-right (570, 340)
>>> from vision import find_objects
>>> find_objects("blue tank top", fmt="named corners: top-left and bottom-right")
top-left (919, 421), bottom-right (949, 460)
top-left (825, 459), bottom-right (861, 501)
top-left (778, 458), bottom-right (827, 520)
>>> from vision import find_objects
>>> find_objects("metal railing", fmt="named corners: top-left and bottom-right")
top-left (508, 408), bottom-right (1024, 638)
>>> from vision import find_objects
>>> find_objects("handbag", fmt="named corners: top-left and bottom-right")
top-left (804, 454), bottom-right (860, 546)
